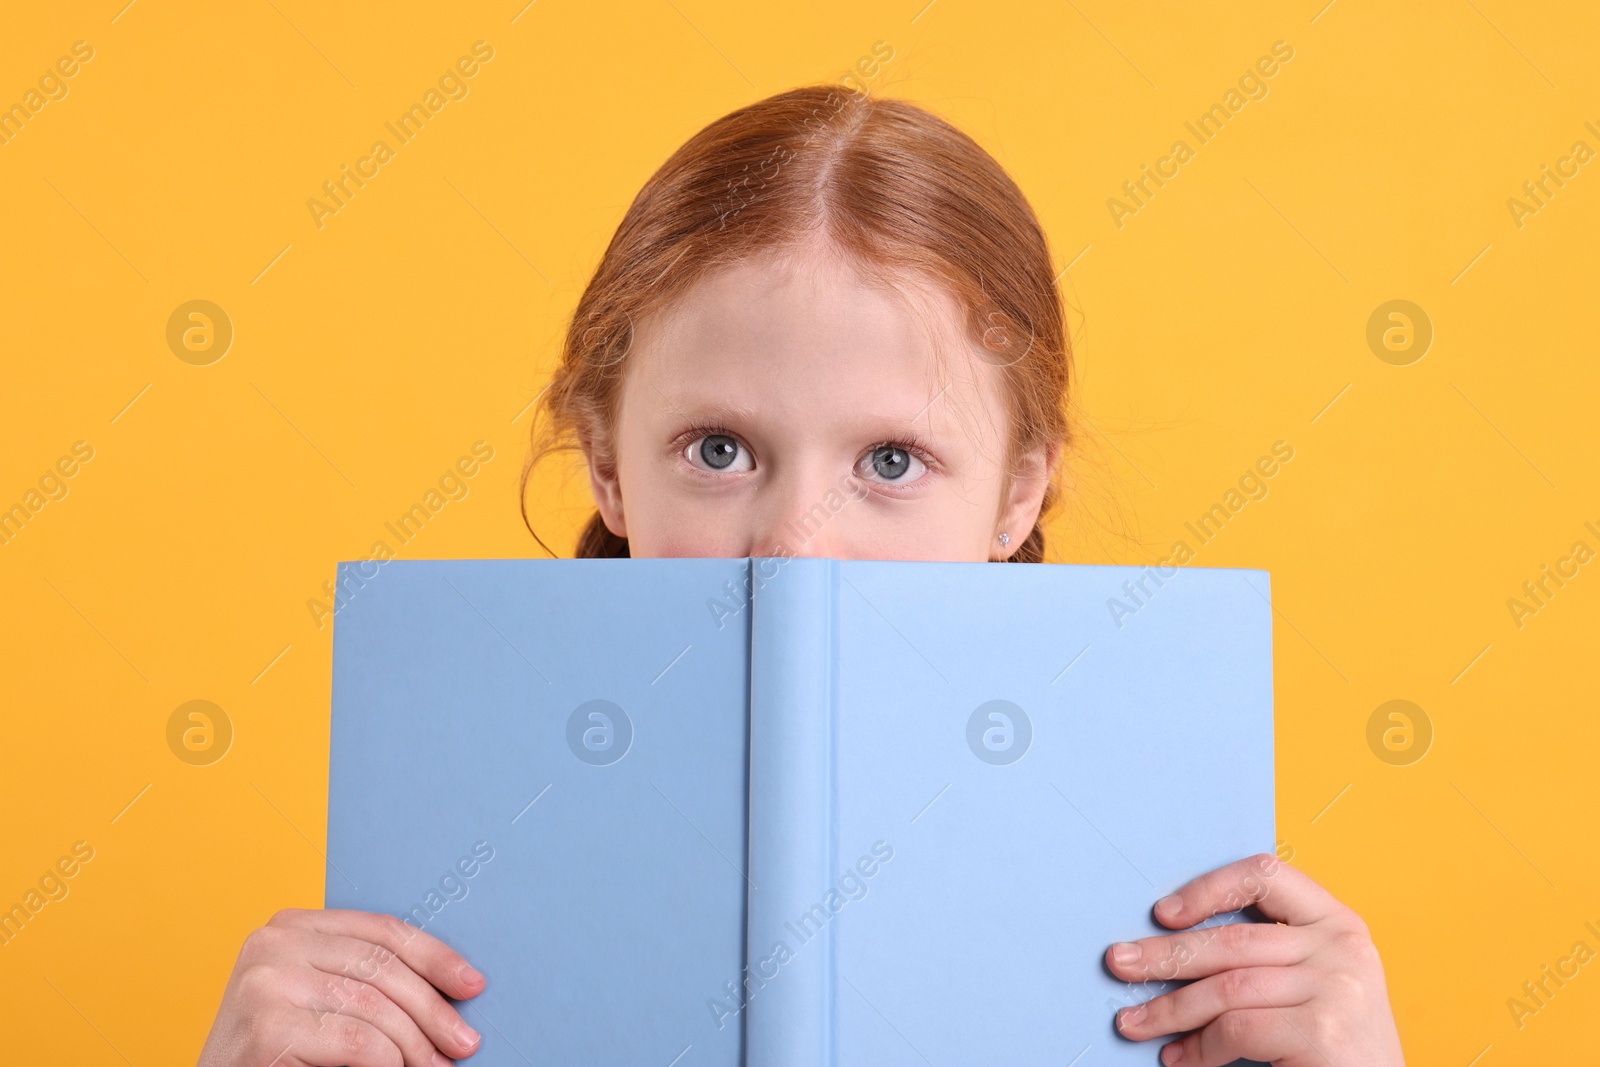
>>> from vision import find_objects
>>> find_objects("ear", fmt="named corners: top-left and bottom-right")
top-left (583, 443), bottom-right (628, 539)
top-left (995, 437), bottom-right (1061, 560)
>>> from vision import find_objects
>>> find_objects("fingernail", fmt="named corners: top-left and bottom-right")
top-left (456, 1021), bottom-right (480, 1050)
top-left (1111, 941), bottom-right (1140, 966)
top-left (1117, 1004), bottom-right (1146, 1031)
top-left (1155, 893), bottom-right (1182, 919)
top-left (1162, 1042), bottom-right (1183, 1065)
top-left (458, 962), bottom-right (485, 986)
top-left (433, 1054), bottom-right (453, 1067)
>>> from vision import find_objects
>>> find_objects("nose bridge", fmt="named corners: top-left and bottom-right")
top-left (752, 460), bottom-right (850, 558)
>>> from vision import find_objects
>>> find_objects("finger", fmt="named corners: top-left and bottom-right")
top-left (1152, 852), bottom-right (1342, 930)
top-left (1107, 917), bottom-right (1310, 982)
top-left (274, 1006), bottom-right (406, 1067)
top-left (298, 930), bottom-right (482, 1061)
top-left (1160, 1005), bottom-right (1326, 1067)
top-left (283, 964), bottom-right (451, 1067)
top-left (1114, 966), bottom-right (1312, 1041)
top-left (268, 908), bottom-right (486, 1001)
top-left (246, 921), bottom-right (478, 1061)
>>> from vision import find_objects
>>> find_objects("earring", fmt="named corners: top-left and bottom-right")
top-left (997, 532), bottom-right (1011, 547)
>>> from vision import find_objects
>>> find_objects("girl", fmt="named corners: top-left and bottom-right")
top-left (199, 85), bottom-right (1405, 1066)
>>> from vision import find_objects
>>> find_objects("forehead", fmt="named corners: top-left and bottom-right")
top-left (624, 249), bottom-right (1007, 440)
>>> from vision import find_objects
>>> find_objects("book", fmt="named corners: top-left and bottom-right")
top-left (326, 556), bottom-right (1275, 1065)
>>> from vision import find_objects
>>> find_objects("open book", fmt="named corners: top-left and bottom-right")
top-left (326, 557), bottom-right (1274, 1065)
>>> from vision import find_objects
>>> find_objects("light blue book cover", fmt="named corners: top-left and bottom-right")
top-left (326, 557), bottom-right (1275, 1065)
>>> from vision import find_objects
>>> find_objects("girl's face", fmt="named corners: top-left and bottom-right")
top-left (584, 246), bottom-right (1057, 562)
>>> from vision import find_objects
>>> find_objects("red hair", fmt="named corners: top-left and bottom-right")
top-left (521, 84), bottom-right (1073, 563)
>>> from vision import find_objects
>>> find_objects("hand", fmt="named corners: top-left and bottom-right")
top-left (1104, 852), bottom-right (1404, 1066)
top-left (196, 907), bottom-right (486, 1067)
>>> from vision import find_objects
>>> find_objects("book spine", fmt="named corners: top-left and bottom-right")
top-left (744, 557), bottom-right (837, 1067)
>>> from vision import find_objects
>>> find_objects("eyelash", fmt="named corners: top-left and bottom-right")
top-left (671, 421), bottom-right (939, 485)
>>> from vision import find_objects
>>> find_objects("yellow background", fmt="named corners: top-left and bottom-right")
top-left (2, 0), bottom-right (1596, 1060)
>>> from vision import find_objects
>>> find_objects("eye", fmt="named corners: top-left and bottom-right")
top-left (684, 432), bottom-right (753, 473)
top-left (857, 443), bottom-right (926, 484)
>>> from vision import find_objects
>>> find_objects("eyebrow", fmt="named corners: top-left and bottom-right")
top-left (653, 397), bottom-right (949, 437)
top-left (651, 399), bottom-right (763, 426)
